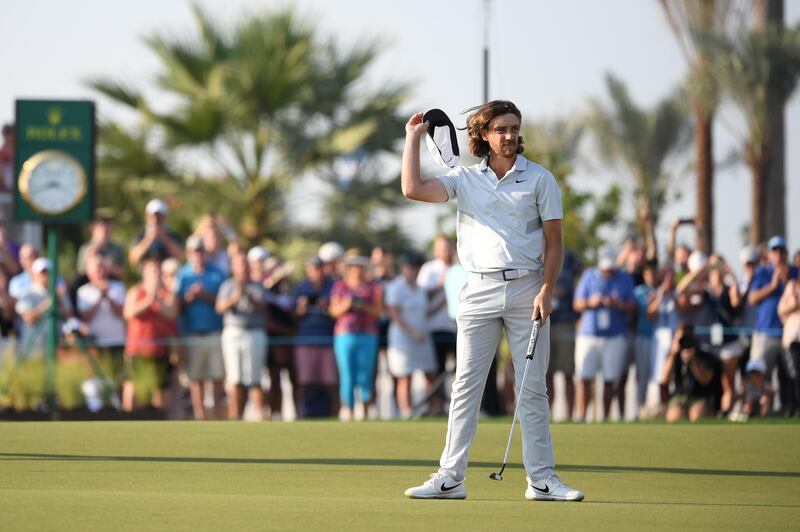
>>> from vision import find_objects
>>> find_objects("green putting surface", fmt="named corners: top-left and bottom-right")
top-left (1, 420), bottom-right (798, 531)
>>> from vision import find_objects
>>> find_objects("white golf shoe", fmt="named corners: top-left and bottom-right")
top-left (404, 473), bottom-right (467, 499)
top-left (525, 475), bottom-right (584, 502)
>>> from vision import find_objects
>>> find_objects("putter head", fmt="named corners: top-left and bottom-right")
top-left (489, 472), bottom-right (503, 481)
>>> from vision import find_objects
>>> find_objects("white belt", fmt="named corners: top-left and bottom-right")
top-left (474, 269), bottom-right (535, 281)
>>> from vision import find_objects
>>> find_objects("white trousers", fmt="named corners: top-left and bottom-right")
top-left (438, 271), bottom-right (555, 482)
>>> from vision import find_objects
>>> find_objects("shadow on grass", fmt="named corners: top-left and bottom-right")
top-left (1, 452), bottom-right (798, 479)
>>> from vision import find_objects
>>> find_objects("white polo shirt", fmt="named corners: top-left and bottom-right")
top-left (437, 154), bottom-right (562, 273)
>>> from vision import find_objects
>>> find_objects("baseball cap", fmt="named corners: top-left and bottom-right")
top-left (145, 199), bottom-right (168, 215)
top-left (768, 235), bottom-right (787, 250)
top-left (318, 241), bottom-right (344, 262)
top-left (423, 108), bottom-right (460, 169)
top-left (32, 257), bottom-right (51, 273)
top-left (399, 251), bottom-right (425, 268)
top-left (344, 255), bottom-right (370, 267)
top-left (739, 246), bottom-right (760, 265)
top-left (746, 359), bottom-right (767, 374)
top-left (687, 250), bottom-right (708, 273)
top-left (185, 235), bottom-right (204, 252)
top-left (247, 246), bottom-right (270, 263)
top-left (597, 246), bottom-right (616, 271)
top-left (307, 256), bottom-right (324, 267)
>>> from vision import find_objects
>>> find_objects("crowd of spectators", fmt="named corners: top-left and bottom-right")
top-left (551, 220), bottom-right (800, 422)
top-left (0, 193), bottom-right (798, 423)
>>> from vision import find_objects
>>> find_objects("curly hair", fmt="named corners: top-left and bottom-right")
top-left (464, 100), bottom-right (524, 158)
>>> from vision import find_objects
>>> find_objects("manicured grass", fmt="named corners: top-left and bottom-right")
top-left (1, 420), bottom-right (798, 531)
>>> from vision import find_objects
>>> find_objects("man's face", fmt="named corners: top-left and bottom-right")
top-left (769, 247), bottom-right (787, 266)
top-left (482, 113), bottom-right (520, 159)
top-left (19, 245), bottom-right (37, 271)
top-left (92, 221), bottom-right (110, 243)
top-left (433, 237), bottom-right (451, 262)
top-left (306, 263), bottom-right (323, 283)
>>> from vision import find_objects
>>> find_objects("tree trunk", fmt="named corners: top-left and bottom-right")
top-left (694, 102), bottom-right (714, 254)
top-left (755, 0), bottom-right (786, 239)
top-left (748, 150), bottom-right (769, 246)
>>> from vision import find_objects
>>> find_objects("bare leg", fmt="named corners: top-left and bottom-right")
top-left (228, 384), bottom-right (243, 420)
top-left (564, 373), bottom-right (575, 421)
top-left (395, 376), bottom-right (412, 417)
top-left (122, 380), bottom-right (135, 412)
top-left (212, 380), bottom-right (225, 420)
top-left (603, 381), bottom-right (615, 420)
top-left (577, 379), bottom-right (592, 421)
top-left (688, 402), bottom-right (706, 422)
top-left (249, 386), bottom-right (265, 420)
top-left (189, 380), bottom-right (205, 420)
top-left (666, 405), bottom-right (685, 422)
top-left (721, 358), bottom-right (739, 413)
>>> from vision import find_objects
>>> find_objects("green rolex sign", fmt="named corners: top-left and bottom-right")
top-left (14, 99), bottom-right (95, 223)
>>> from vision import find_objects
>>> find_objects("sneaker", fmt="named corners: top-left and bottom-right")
top-left (404, 473), bottom-right (467, 499)
top-left (525, 475), bottom-right (584, 502)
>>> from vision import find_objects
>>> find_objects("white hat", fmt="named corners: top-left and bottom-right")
top-left (32, 257), bottom-right (51, 273)
top-left (739, 246), bottom-right (760, 265)
top-left (247, 246), bottom-right (270, 263)
top-left (597, 246), bottom-right (616, 271)
top-left (185, 235), bottom-right (204, 252)
top-left (423, 108), bottom-right (460, 169)
top-left (688, 250), bottom-right (708, 273)
top-left (145, 198), bottom-right (168, 215)
top-left (318, 241), bottom-right (344, 262)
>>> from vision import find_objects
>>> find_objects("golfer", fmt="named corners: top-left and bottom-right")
top-left (401, 100), bottom-right (583, 501)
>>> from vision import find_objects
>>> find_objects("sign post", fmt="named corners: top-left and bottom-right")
top-left (14, 99), bottom-right (95, 415)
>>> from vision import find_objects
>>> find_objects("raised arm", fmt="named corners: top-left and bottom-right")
top-left (401, 113), bottom-right (449, 203)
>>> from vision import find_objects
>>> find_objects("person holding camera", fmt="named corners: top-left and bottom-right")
top-left (329, 255), bottom-right (383, 421)
top-left (660, 323), bottom-right (716, 422)
top-left (292, 256), bottom-right (339, 418)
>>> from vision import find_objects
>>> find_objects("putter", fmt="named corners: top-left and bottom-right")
top-left (489, 317), bottom-right (542, 481)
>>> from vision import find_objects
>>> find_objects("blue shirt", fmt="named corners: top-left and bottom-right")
top-left (551, 250), bottom-right (582, 324)
top-left (633, 284), bottom-right (655, 337)
top-left (293, 277), bottom-right (335, 340)
top-left (574, 268), bottom-right (635, 337)
top-left (176, 263), bottom-right (225, 334)
top-left (751, 265), bottom-right (798, 336)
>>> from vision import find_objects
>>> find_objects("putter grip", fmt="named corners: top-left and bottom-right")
top-left (525, 318), bottom-right (542, 360)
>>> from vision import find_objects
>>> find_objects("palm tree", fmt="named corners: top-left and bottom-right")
top-left (659, 0), bottom-right (745, 253)
top-left (701, 21), bottom-right (800, 244)
top-left (522, 119), bottom-right (621, 260)
top-left (89, 5), bottom-right (409, 247)
top-left (587, 74), bottom-right (692, 256)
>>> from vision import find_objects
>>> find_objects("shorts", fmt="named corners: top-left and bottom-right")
top-left (547, 322), bottom-right (576, 376)
top-left (718, 340), bottom-right (745, 361)
top-left (431, 331), bottom-right (456, 374)
top-left (750, 332), bottom-right (783, 374)
top-left (124, 356), bottom-right (171, 389)
top-left (184, 333), bottom-right (224, 381)
top-left (668, 394), bottom-right (708, 412)
top-left (575, 334), bottom-right (628, 382)
top-left (294, 345), bottom-right (338, 386)
top-left (221, 327), bottom-right (267, 387)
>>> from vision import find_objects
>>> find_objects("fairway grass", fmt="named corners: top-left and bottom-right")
top-left (1, 420), bottom-right (798, 531)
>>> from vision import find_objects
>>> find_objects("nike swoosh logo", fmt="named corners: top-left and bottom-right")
top-left (441, 482), bottom-right (462, 492)
top-left (515, 179), bottom-right (526, 183)
top-left (532, 484), bottom-right (549, 493)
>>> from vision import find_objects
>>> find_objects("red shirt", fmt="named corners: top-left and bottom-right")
top-left (124, 286), bottom-right (175, 358)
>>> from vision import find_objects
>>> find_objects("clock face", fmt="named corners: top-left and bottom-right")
top-left (19, 151), bottom-right (87, 215)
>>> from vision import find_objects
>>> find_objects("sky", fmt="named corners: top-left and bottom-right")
top-left (1, 0), bottom-right (798, 265)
